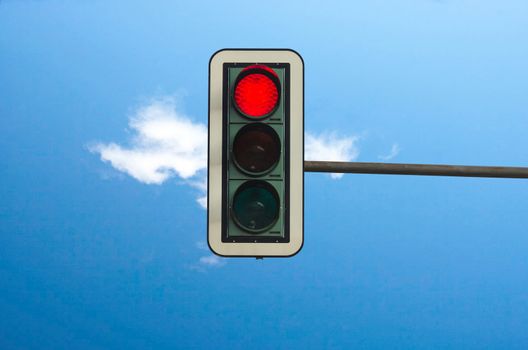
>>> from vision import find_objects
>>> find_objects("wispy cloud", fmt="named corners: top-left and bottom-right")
top-left (378, 143), bottom-right (401, 161)
top-left (199, 255), bottom-right (225, 267)
top-left (89, 97), bottom-right (207, 208)
top-left (305, 132), bottom-right (360, 179)
top-left (188, 241), bottom-right (226, 271)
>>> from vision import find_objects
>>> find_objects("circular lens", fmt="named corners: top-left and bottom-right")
top-left (232, 181), bottom-right (280, 233)
top-left (233, 123), bottom-right (281, 175)
top-left (234, 66), bottom-right (280, 119)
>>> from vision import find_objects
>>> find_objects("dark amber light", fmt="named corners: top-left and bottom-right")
top-left (233, 123), bottom-right (281, 175)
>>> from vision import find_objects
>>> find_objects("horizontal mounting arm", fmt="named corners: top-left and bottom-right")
top-left (304, 161), bottom-right (528, 179)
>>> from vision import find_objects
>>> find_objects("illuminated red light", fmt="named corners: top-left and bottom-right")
top-left (234, 65), bottom-right (280, 119)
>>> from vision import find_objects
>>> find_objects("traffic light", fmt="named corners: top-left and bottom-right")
top-left (208, 49), bottom-right (304, 257)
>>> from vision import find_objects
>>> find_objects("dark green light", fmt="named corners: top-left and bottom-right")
top-left (232, 181), bottom-right (279, 233)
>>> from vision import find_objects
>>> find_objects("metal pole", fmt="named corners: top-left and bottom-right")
top-left (304, 161), bottom-right (528, 179)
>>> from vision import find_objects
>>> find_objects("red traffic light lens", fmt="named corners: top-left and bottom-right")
top-left (233, 123), bottom-right (281, 175)
top-left (234, 65), bottom-right (280, 119)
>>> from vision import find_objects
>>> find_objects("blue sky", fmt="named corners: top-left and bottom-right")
top-left (1, 0), bottom-right (528, 348)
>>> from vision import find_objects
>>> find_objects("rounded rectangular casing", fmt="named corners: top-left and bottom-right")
top-left (208, 49), bottom-right (304, 257)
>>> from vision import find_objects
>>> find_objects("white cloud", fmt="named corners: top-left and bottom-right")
top-left (197, 196), bottom-right (207, 209)
top-left (89, 97), bottom-right (207, 207)
top-left (305, 132), bottom-right (360, 179)
top-left (188, 177), bottom-right (207, 210)
top-left (199, 254), bottom-right (226, 267)
top-left (188, 242), bottom-right (227, 271)
top-left (187, 254), bottom-right (226, 272)
top-left (378, 143), bottom-right (401, 161)
top-left (195, 241), bottom-right (209, 250)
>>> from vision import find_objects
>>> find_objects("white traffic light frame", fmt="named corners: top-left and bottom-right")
top-left (208, 49), bottom-right (304, 257)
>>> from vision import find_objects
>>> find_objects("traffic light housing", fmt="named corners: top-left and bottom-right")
top-left (208, 49), bottom-right (304, 257)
